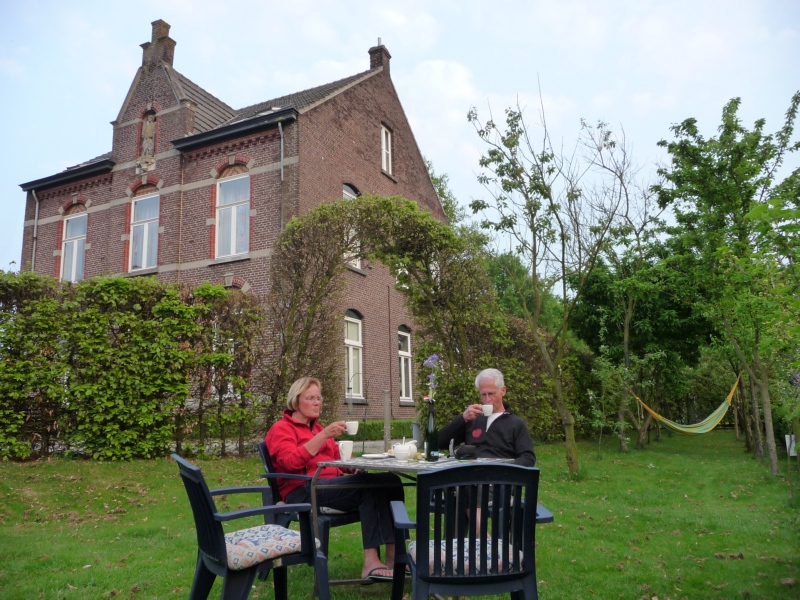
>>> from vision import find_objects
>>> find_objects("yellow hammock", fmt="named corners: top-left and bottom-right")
top-left (632, 376), bottom-right (740, 436)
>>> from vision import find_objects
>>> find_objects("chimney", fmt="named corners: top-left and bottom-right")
top-left (368, 39), bottom-right (391, 73)
top-left (140, 19), bottom-right (176, 68)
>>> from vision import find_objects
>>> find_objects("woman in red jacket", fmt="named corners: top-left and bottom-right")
top-left (265, 376), bottom-right (403, 581)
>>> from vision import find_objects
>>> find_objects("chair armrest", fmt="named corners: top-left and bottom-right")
top-left (390, 500), bottom-right (415, 530)
top-left (210, 485), bottom-right (272, 496)
top-left (215, 502), bottom-right (313, 523)
top-left (259, 472), bottom-right (312, 482)
top-left (536, 503), bottom-right (555, 524)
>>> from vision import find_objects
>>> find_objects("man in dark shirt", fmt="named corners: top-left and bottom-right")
top-left (438, 368), bottom-right (536, 467)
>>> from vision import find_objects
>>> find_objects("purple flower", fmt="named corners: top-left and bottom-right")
top-left (423, 354), bottom-right (439, 369)
top-left (423, 354), bottom-right (439, 401)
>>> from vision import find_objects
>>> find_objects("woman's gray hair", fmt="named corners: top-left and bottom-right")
top-left (286, 377), bottom-right (322, 411)
top-left (475, 368), bottom-right (504, 390)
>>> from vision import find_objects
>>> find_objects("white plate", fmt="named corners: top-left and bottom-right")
top-left (360, 453), bottom-right (389, 459)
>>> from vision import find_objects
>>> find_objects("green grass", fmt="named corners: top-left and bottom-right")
top-left (1, 431), bottom-right (798, 599)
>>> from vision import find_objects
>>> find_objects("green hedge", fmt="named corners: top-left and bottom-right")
top-left (338, 420), bottom-right (414, 442)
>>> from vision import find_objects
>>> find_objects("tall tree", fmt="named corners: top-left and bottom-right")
top-left (468, 102), bottom-right (622, 475)
top-left (655, 93), bottom-right (800, 475)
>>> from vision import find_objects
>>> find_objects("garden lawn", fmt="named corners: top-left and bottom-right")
top-left (0, 430), bottom-right (797, 599)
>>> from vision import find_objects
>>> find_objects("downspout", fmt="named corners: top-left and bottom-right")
top-left (31, 190), bottom-right (41, 272)
top-left (177, 153), bottom-right (185, 283)
top-left (278, 121), bottom-right (285, 230)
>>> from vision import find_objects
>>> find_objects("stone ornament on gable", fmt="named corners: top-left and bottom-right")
top-left (136, 112), bottom-right (157, 173)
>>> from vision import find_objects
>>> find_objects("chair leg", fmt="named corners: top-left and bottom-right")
top-left (314, 551), bottom-right (331, 600)
top-left (220, 568), bottom-right (258, 600)
top-left (272, 566), bottom-right (288, 600)
top-left (189, 555), bottom-right (216, 600)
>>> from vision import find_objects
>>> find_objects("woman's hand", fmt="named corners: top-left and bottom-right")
top-left (322, 421), bottom-right (347, 439)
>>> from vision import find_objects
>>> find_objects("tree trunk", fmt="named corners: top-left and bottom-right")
top-left (617, 391), bottom-right (629, 453)
top-left (792, 418), bottom-right (800, 475)
top-left (747, 373), bottom-right (765, 461)
top-left (755, 355), bottom-right (779, 476)
top-left (737, 389), bottom-right (754, 452)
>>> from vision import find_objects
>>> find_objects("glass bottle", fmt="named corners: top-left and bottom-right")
top-left (425, 395), bottom-right (439, 462)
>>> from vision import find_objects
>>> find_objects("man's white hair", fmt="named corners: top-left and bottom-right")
top-left (474, 368), bottom-right (504, 390)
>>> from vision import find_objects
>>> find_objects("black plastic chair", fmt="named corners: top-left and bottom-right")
top-left (172, 453), bottom-right (329, 600)
top-left (256, 440), bottom-right (361, 557)
top-left (390, 463), bottom-right (540, 600)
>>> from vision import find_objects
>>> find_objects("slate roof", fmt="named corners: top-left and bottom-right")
top-left (23, 64), bottom-right (379, 188)
top-left (229, 68), bottom-right (377, 124)
top-left (168, 68), bottom-right (237, 134)
top-left (64, 152), bottom-right (113, 171)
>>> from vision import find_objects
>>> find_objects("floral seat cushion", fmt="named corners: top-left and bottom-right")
top-left (225, 524), bottom-right (303, 570)
top-left (408, 538), bottom-right (523, 575)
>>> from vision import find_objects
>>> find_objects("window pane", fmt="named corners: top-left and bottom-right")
top-left (75, 239), bottom-right (85, 281)
top-left (63, 241), bottom-right (74, 281)
top-left (398, 332), bottom-right (409, 353)
top-left (345, 320), bottom-right (360, 342)
top-left (131, 223), bottom-right (144, 270)
top-left (133, 196), bottom-right (159, 222)
top-left (146, 221), bottom-right (159, 267)
top-left (235, 203), bottom-right (249, 254)
top-left (65, 215), bottom-right (87, 239)
top-left (219, 177), bottom-right (249, 206)
top-left (351, 347), bottom-right (361, 395)
top-left (218, 206), bottom-right (232, 256)
top-left (401, 357), bottom-right (412, 398)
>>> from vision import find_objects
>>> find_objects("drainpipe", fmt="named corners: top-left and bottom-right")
top-left (278, 121), bottom-right (285, 181)
top-left (278, 120), bottom-right (285, 229)
top-left (31, 189), bottom-right (41, 272)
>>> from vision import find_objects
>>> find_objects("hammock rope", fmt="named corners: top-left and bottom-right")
top-left (631, 376), bottom-right (740, 436)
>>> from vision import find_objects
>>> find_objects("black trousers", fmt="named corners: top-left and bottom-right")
top-left (286, 471), bottom-right (404, 550)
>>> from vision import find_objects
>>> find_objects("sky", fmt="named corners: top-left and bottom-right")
top-left (2, 0), bottom-right (798, 272)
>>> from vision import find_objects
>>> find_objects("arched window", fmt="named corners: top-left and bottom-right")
top-left (130, 193), bottom-right (160, 270)
top-left (216, 173), bottom-right (250, 258)
top-left (62, 207), bottom-right (87, 283)
top-left (343, 183), bottom-right (359, 200)
top-left (344, 310), bottom-right (363, 398)
top-left (398, 325), bottom-right (412, 401)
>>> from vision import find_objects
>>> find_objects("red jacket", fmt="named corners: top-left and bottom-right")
top-left (265, 409), bottom-right (343, 500)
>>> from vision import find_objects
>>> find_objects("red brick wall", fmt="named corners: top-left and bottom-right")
top-left (20, 53), bottom-right (440, 423)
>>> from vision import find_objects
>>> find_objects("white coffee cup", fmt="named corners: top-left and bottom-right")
top-left (339, 440), bottom-right (353, 460)
top-left (345, 421), bottom-right (359, 435)
top-left (481, 404), bottom-right (494, 417)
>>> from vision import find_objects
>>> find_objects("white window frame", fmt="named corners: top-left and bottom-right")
top-left (343, 184), bottom-right (361, 269)
top-left (129, 193), bottom-right (160, 271)
top-left (344, 313), bottom-right (363, 399)
top-left (381, 125), bottom-right (392, 174)
top-left (61, 213), bottom-right (87, 283)
top-left (398, 328), bottom-right (412, 401)
top-left (215, 174), bottom-right (250, 258)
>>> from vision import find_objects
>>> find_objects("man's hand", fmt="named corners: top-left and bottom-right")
top-left (462, 404), bottom-right (482, 422)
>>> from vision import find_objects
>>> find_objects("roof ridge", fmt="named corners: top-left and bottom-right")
top-left (233, 67), bottom-right (377, 115)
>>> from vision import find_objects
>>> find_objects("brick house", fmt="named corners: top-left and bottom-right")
top-left (19, 20), bottom-right (444, 420)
